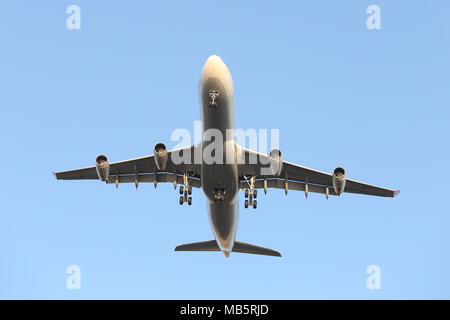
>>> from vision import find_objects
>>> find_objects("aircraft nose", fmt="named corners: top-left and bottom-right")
top-left (202, 55), bottom-right (226, 73)
top-left (199, 54), bottom-right (234, 104)
top-left (206, 55), bottom-right (224, 65)
top-left (200, 54), bottom-right (232, 85)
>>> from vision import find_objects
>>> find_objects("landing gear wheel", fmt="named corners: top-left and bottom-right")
top-left (245, 200), bottom-right (249, 208)
top-left (188, 186), bottom-right (192, 195)
top-left (188, 197), bottom-right (192, 205)
top-left (179, 196), bottom-right (184, 205)
top-left (245, 189), bottom-right (249, 198)
top-left (253, 189), bottom-right (257, 198)
top-left (253, 200), bottom-right (257, 209)
top-left (179, 186), bottom-right (184, 195)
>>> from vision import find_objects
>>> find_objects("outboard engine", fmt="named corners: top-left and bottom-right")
top-left (95, 154), bottom-right (110, 181)
top-left (154, 143), bottom-right (168, 171)
top-left (332, 167), bottom-right (346, 195)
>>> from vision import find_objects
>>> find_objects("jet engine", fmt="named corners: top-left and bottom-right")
top-left (95, 154), bottom-right (110, 181)
top-left (332, 167), bottom-right (346, 195)
top-left (154, 142), bottom-right (168, 171)
top-left (269, 149), bottom-right (283, 176)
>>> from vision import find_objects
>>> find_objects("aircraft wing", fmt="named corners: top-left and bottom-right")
top-left (238, 148), bottom-right (399, 198)
top-left (54, 145), bottom-right (202, 188)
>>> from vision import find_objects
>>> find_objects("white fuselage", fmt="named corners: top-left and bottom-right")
top-left (199, 55), bottom-right (239, 254)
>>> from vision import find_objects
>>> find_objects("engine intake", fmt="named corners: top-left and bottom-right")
top-left (332, 167), bottom-right (346, 195)
top-left (95, 154), bottom-right (110, 181)
top-left (154, 142), bottom-right (168, 171)
top-left (268, 149), bottom-right (283, 176)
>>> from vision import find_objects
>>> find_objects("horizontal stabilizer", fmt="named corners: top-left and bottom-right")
top-left (232, 241), bottom-right (281, 257)
top-left (175, 240), bottom-right (220, 252)
top-left (174, 240), bottom-right (281, 257)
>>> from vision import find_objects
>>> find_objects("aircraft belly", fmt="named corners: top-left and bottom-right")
top-left (208, 201), bottom-right (238, 252)
top-left (199, 55), bottom-right (238, 253)
top-left (201, 161), bottom-right (238, 204)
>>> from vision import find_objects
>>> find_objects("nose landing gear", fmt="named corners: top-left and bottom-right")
top-left (244, 189), bottom-right (257, 209)
top-left (209, 90), bottom-right (219, 108)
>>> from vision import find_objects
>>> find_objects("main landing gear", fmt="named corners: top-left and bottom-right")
top-left (244, 189), bottom-right (257, 209)
top-left (243, 176), bottom-right (258, 210)
top-left (178, 173), bottom-right (193, 206)
top-left (179, 186), bottom-right (192, 206)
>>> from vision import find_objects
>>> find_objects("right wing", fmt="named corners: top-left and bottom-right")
top-left (239, 147), bottom-right (399, 198)
top-left (54, 145), bottom-right (202, 188)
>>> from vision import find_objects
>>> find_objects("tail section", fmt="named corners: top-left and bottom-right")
top-left (174, 240), bottom-right (281, 257)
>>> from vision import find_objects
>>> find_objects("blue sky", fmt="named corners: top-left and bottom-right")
top-left (0, 1), bottom-right (449, 299)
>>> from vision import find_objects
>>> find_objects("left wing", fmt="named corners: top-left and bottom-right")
top-left (238, 148), bottom-right (399, 198)
top-left (54, 145), bottom-right (202, 188)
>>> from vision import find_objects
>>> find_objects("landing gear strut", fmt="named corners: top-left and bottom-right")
top-left (243, 176), bottom-right (258, 210)
top-left (209, 90), bottom-right (219, 108)
top-left (178, 173), bottom-right (193, 206)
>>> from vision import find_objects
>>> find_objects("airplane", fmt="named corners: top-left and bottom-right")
top-left (54, 55), bottom-right (399, 258)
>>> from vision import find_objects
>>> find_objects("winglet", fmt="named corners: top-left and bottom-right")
top-left (393, 190), bottom-right (400, 197)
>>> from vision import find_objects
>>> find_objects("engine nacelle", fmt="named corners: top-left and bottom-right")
top-left (154, 142), bottom-right (168, 171)
top-left (332, 167), bottom-right (346, 195)
top-left (268, 149), bottom-right (283, 176)
top-left (95, 154), bottom-right (110, 181)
